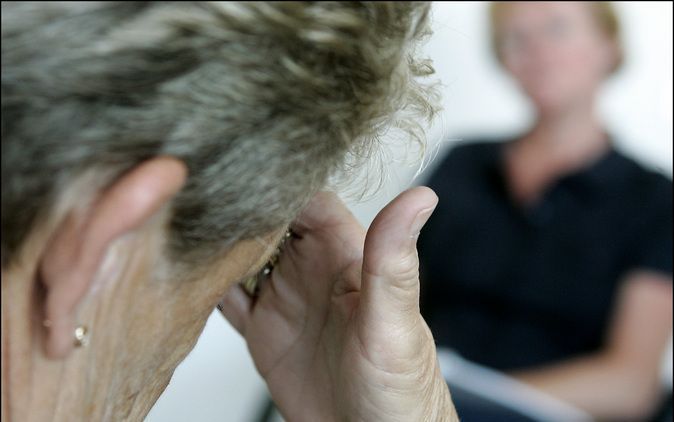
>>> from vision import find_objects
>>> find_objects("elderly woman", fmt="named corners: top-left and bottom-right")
top-left (1, 2), bottom-right (458, 421)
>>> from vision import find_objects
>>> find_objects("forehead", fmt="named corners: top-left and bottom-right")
top-left (498, 2), bottom-right (593, 28)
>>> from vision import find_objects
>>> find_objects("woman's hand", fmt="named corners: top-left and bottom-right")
top-left (218, 187), bottom-right (457, 422)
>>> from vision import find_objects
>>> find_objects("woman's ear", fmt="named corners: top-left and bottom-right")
top-left (598, 34), bottom-right (621, 77)
top-left (38, 156), bottom-right (187, 359)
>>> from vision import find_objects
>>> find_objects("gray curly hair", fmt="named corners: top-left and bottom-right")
top-left (1, 1), bottom-right (438, 268)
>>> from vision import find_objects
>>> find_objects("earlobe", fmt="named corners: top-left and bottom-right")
top-left (38, 156), bottom-right (187, 359)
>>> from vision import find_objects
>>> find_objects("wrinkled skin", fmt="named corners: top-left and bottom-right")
top-left (219, 187), bottom-right (458, 422)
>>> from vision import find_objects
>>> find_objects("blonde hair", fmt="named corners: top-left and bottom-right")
top-left (488, 1), bottom-right (623, 73)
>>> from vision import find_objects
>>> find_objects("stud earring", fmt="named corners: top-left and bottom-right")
top-left (43, 319), bottom-right (90, 348)
top-left (73, 325), bottom-right (89, 347)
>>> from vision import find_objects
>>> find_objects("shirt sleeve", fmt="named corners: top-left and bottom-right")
top-left (624, 179), bottom-right (673, 277)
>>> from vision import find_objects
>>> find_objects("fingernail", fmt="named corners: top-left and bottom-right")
top-left (410, 205), bottom-right (436, 237)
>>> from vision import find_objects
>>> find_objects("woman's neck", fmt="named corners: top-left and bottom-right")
top-left (524, 101), bottom-right (609, 162)
top-left (504, 100), bottom-right (610, 206)
top-left (4, 268), bottom-right (97, 421)
top-left (1, 255), bottom-right (171, 422)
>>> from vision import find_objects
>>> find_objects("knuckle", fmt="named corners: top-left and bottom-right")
top-left (383, 251), bottom-right (420, 284)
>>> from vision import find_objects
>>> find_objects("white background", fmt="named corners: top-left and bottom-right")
top-left (146, 2), bottom-right (673, 421)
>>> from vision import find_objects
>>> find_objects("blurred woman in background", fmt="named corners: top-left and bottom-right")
top-left (418, 2), bottom-right (672, 420)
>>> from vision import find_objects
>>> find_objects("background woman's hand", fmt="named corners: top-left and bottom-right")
top-left (218, 187), bottom-right (457, 422)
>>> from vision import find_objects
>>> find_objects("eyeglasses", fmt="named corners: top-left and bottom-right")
top-left (240, 228), bottom-right (294, 297)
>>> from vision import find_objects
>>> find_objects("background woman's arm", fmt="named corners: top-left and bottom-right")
top-left (511, 271), bottom-right (672, 421)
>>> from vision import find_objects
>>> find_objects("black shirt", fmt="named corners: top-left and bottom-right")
top-left (418, 139), bottom-right (673, 371)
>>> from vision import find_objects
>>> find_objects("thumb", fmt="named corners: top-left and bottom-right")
top-left (360, 186), bottom-right (438, 326)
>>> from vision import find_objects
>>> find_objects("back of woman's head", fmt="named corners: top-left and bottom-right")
top-left (1, 1), bottom-right (438, 270)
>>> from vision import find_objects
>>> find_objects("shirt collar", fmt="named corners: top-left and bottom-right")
top-left (487, 135), bottom-right (627, 200)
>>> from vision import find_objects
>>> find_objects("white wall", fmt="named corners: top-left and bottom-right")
top-left (146, 2), bottom-right (673, 421)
